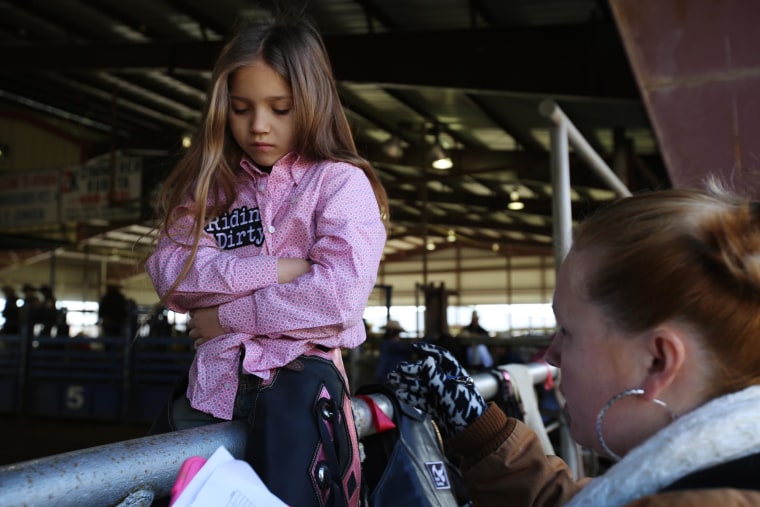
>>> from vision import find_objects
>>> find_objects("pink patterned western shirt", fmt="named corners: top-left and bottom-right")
top-left (145, 153), bottom-right (386, 419)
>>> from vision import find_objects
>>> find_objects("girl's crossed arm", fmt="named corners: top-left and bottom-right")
top-left (146, 210), bottom-right (309, 313)
top-left (203, 166), bottom-right (386, 341)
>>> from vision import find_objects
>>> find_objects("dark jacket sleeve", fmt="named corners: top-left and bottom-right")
top-left (448, 403), bottom-right (586, 507)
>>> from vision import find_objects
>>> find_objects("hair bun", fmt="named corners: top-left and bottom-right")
top-left (701, 201), bottom-right (760, 295)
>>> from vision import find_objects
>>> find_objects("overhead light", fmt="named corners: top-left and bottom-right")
top-left (507, 190), bottom-right (524, 211)
top-left (426, 240), bottom-right (436, 251)
top-left (446, 229), bottom-right (456, 242)
top-left (0, 145), bottom-right (7, 158)
top-left (381, 136), bottom-right (404, 159)
top-left (428, 124), bottom-right (454, 170)
top-left (491, 242), bottom-right (500, 252)
top-left (181, 134), bottom-right (192, 149)
top-left (429, 144), bottom-right (453, 170)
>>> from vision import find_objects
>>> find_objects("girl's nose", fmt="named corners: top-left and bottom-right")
top-left (250, 112), bottom-right (269, 133)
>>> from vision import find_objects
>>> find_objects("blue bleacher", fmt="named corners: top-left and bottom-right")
top-left (0, 332), bottom-right (194, 423)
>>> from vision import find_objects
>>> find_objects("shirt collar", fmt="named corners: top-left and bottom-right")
top-left (239, 152), bottom-right (312, 185)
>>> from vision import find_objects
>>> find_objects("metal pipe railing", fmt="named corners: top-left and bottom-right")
top-left (540, 98), bottom-right (633, 267)
top-left (539, 99), bottom-right (633, 198)
top-left (0, 361), bottom-right (557, 507)
top-left (539, 98), bottom-right (632, 480)
top-left (549, 115), bottom-right (573, 268)
top-left (0, 421), bottom-right (248, 507)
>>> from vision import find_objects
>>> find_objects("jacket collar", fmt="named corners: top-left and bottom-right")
top-left (567, 385), bottom-right (760, 507)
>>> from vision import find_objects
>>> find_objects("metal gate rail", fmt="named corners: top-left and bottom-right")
top-left (0, 362), bottom-right (556, 507)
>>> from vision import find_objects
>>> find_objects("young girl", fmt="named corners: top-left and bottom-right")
top-left (146, 13), bottom-right (388, 507)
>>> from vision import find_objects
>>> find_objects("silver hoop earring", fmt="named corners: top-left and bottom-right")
top-left (595, 388), bottom-right (677, 461)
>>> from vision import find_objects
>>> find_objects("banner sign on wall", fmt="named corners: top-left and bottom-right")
top-left (0, 170), bottom-right (59, 228)
top-left (60, 157), bottom-right (143, 222)
top-left (0, 156), bottom-right (143, 230)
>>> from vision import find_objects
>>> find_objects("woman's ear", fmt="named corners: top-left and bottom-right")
top-left (639, 324), bottom-right (687, 400)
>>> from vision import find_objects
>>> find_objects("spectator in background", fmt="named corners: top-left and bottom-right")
top-left (1, 286), bottom-right (20, 335)
top-left (98, 284), bottom-right (128, 337)
top-left (147, 306), bottom-right (173, 337)
top-left (55, 307), bottom-right (70, 338)
top-left (126, 298), bottom-right (139, 339)
top-left (375, 319), bottom-right (415, 384)
top-left (19, 284), bottom-right (40, 336)
top-left (462, 310), bottom-right (488, 336)
top-left (459, 310), bottom-right (494, 371)
top-left (38, 285), bottom-right (58, 337)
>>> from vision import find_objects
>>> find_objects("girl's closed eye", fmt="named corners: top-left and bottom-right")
top-left (230, 101), bottom-right (249, 115)
top-left (273, 108), bottom-right (291, 115)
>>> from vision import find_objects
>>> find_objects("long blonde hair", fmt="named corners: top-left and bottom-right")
top-left (154, 14), bottom-right (389, 299)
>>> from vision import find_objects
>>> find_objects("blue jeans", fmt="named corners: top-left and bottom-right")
top-left (171, 363), bottom-right (260, 430)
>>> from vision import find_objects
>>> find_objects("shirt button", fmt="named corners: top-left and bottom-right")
top-left (268, 225), bottom-right (276, 233)
top-left (258, 184), bottom-right (265, 191)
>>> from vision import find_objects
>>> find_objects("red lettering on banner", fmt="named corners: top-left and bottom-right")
top-left (1, 177), bottom-right (19, 190)
top-left (30, 174), bottom-right (58, 186)
top-left (79, 194), bottom-right (101, 205)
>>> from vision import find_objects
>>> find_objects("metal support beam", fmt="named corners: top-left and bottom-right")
top-left (548, 115), bottom-right (572, 268)
top-left (610, 0), bottom-right (760, 200)
top-left (540, 100), bottom-right (632, 198)
top-left (1, 27), bottom-right (637, 99)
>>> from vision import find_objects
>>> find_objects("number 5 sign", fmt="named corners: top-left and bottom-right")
top-left (65, 385), bottom-right (85, 411)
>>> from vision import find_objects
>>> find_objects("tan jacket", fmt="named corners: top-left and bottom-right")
top-left (448, 403), bottom-right (760, 507)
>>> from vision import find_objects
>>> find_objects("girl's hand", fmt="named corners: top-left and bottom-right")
top-left (188, 306), bottom-right (224, 347)
top-left (277, 258), bottom-right (311, 283)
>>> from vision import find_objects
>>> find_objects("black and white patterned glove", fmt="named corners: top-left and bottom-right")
top-left (386, 342), bottom-right (487, 438)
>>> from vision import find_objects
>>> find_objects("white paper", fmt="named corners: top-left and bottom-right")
top-left (171, 446), bottom-right (288, 507)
